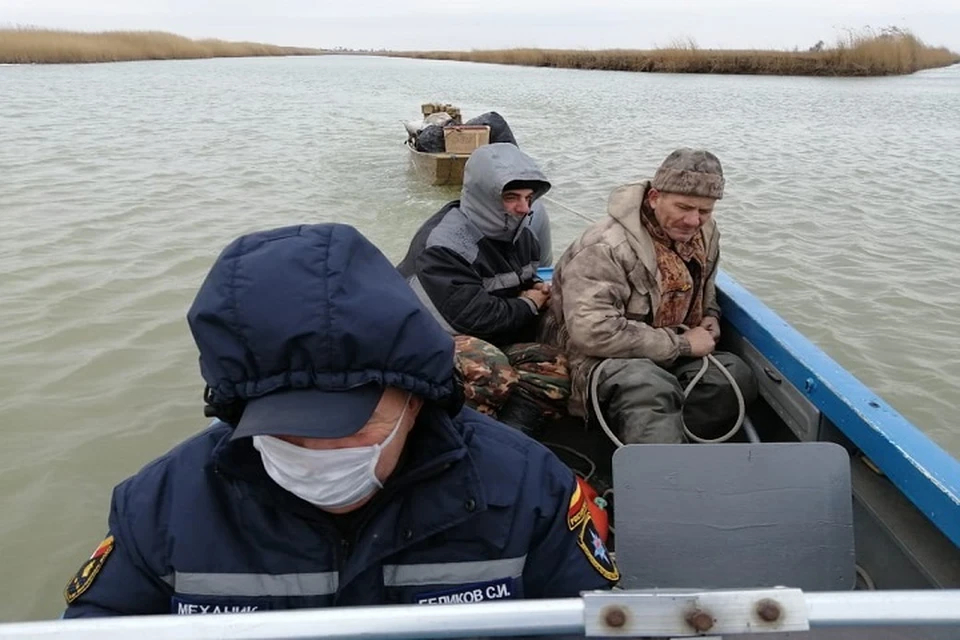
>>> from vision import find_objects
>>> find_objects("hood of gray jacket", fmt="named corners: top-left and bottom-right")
top-left (459, 143), bottom-right (551, 243)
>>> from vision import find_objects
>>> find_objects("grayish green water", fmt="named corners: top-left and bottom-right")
top-left (1, 55), bottom-right (958, 621)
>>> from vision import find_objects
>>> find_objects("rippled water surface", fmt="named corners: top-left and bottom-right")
top-left (1, 56), bottom-right (958, 620)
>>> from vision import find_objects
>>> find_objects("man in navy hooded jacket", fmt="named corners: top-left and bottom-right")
top-left (62, 223), bottom-right (618, 617)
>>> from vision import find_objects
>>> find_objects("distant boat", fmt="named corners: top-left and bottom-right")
top-left (403, 102), bottom-right (490, 186)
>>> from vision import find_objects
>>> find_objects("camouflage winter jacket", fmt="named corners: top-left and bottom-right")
top-left (538, 180), bottom-right (721, 417)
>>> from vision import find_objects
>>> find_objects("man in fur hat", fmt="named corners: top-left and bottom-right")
top-left (540, 148), bottom-right (758, 444)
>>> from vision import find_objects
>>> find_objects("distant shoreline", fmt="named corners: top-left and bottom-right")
top-left (385, 29), bottom-right (960, 77)
top-left (0, 28), bottom-right (323, 64)
top-left (5, 27), bottom-right (958, 75)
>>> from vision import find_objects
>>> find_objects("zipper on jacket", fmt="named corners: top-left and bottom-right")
top-left (339, 537), bottom-right (352, 570)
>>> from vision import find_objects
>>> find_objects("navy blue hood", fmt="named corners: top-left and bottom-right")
top-left (187, 224), bottom-right (458, 433)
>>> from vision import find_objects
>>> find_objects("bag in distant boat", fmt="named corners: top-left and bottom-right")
top-left (415, 111), bottom-right (519, 152)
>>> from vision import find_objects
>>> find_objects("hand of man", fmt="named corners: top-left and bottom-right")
top-left (685, 326), bottom-right (717, 358)
top-left (532, 281), bottom-right (551, 294)
top-left (700, 316), bottom-right (721, 341)
top-left (521, 287), bottom-right (550, 310)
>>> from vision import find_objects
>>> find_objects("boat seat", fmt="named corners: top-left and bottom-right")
top-left (612, 442), bottom-right (856, 591)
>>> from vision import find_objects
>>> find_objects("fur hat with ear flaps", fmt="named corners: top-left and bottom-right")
top-left (651, 148), bottom-right (724, 200)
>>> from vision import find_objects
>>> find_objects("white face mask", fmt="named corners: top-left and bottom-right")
top-left (252, 393), bottom-right (412, 510)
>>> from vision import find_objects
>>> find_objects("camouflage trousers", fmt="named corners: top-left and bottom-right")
top-left (454, 335), bottom-right (571, 420)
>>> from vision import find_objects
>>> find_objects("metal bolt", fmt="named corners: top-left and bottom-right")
top-left (756, 599), bottom-right (782, 622)
top-left (686, 609), bottom-right (714, 633)
top-left (603, 605), bottom-right (627, 629)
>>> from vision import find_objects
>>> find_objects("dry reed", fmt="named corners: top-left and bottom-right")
top-left (388, 28), bottom-right (959, 77)
top-left (0, 28), bottom-right (323, 64)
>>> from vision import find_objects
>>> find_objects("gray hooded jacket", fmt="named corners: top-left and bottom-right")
top-left (396, 143), bottom-right (552, 347)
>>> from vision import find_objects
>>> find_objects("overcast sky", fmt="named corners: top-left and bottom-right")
top-left (4, 0), bottom-right (959, 52)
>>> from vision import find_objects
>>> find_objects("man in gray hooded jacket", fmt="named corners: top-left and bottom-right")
top-left (397, 143), bottom-right (569, 435)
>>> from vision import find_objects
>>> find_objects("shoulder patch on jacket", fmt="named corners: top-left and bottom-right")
top-left (567, 481), bottom-right (586, 530)
top-left (576, 518), bottom-right (619, 582)
top-left (568, 480), bottom-right (619, 582)
top-left (64, 535), bottom-right (114, 604)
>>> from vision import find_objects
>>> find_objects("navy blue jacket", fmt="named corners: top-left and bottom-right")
top-left (63, 223), bottom-right (617, 617)
top-left (64, 406), bottom-right (616, 615)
